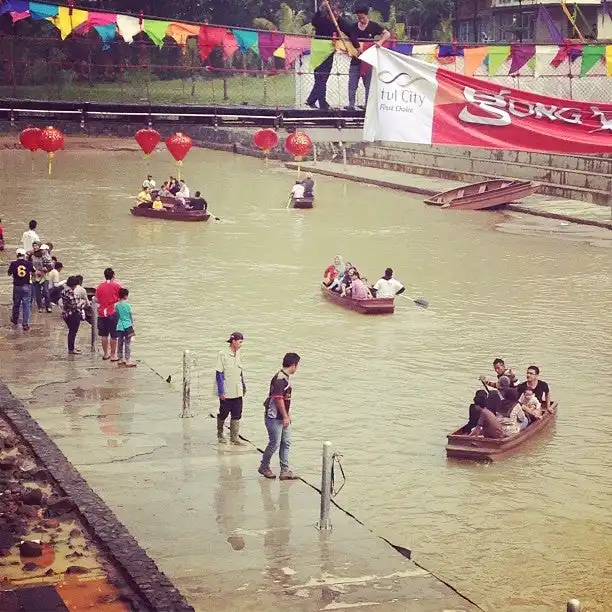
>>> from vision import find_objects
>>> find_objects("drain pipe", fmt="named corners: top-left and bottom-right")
top-left (90, 297), bottom-right (98, 353)
top-left (567, 600), bottom-right (581, 611)
top-left (317, 441), bottom-right (333, 530)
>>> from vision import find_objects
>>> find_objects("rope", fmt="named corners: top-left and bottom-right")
top-left (330, 452), bottom-right (346, 497)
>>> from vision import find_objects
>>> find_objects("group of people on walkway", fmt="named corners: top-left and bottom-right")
top-left (214, 332), bottom-right (301, 480)
top-left (466, 359), bottom-right (553, 439)
top-left (323, 256), bottom-right (405, 300)
top-left (307, 1), bottom-right (390, 111)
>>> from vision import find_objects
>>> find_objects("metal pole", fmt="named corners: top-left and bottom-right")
top-left (341, 143), bottom-right (347, 172)
top-left (181, 349), bottom-right (193, 418)
top-left (567, 600), bottom-right (581, 612)
top-left (313, 143), bottom-right (318, 166)
top-left (90, 297), bottom-right (98, 353)
top-left (317, 441), bottom-right (333, 530)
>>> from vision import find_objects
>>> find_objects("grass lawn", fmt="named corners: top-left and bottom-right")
top-left (0, 73), bottom-right (297, 107)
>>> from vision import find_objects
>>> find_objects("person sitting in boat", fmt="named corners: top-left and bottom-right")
top-left (323, 255), bottom-right (344, 287)
top-left (516, 365), bottom-right (553, 414)
top-left (331, 261), bottom-right (353, 293)
top-left (469, 392), bottom-right (503, 439)
top-left (136, 186), bottom-right (152, 205)
top-left (479, 358), bottom-right (518, 389)
top-left (152, 196), bottom-right (165, 210)
top-left (189, 191), bottom-right (208, 212)
top-left (169, 177), bottom-right (180, 195)
top-left (518, 388), bottom-right (542, 420)
top-left (464, 389), bottom-right (489, 434)
top-left (142, 175), bottom-right (156, 190)
top-left (371, 268), bottom-right (405, 298)
top-left (302, 174), bottom-right (315, 198)
top-left (158, 181), bottom-right (173, 198)
top-left (290, 181), bottom-right (305, 200)
top-left (497, 388), bottom-right (528, 436)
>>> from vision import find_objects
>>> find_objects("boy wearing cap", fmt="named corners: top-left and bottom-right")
top-left (215, 332), bottom-right (247, 445)
top-left (7, 248), bottom-right (34, 330)
top-left (29, 242), bottom-right (53, 313)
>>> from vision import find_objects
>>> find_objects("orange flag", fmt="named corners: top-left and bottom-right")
top-left (463, 46), bottom-right (489, 76)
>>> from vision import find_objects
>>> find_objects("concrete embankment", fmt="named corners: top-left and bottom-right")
top-left (0, 305), bottom-right (481, 611)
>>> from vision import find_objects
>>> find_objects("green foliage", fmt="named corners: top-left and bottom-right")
top-left (253, 3), bottom-right (314, 34)
top-left (393, 0), bottom-right (453, 40)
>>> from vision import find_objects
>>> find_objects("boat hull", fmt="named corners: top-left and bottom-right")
top-left (445, 402), bottom-right (558, 461)
top-left (130, 206), bottom-right (210, 222)
top-left (424, 180), bottom-right (541, 210)
top-left (292, 197), bottom-right (314, 209)
top-left (320, 284), bottom-right (394, 314)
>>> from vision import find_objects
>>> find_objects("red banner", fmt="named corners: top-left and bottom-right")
top-left (362, 47), bottom-right (612, 154)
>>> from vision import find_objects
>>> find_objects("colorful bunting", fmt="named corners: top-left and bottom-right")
top-left (94, 24), bottom-right (116, 50)
top-left (580, 45), bottom-right (605, 76)
top-left (85, 11), bottom-right (117, 30)
top-left (606, 45), bottom-right (612, 77)
top-left (282, 35), bottom-right (311, 68)
top-left (167, 23), bottom-right (200, 50)
top-left (116, 14), bottom-right (140, 43)
top-left (198, 25), bottom-right (228, 62)
top-left (392, 42), bottom-right (413, 56)
top-left (463, 46), bottom-right (489, 76)
top-left (51, 7), bottom-right (88, 40)
top-left (232, 29), bottom-right (259, 55)
top-left (438, 44), bottom-right (464, 58)
top-left (488, 45), bottom-right (511, 76)
top-left (28, 2), bottom-right (58, 20)
top-left (221, 30), bottom-right (238, 59)
top-left (509, 44), bottom-right (535, 74)
top-left (258, 32), bottom-right (284, 61)
top-left (0, 0), bottom-right (28, 15)
top-left (309, 39), bottom-right (334, 70)
top-left (10, 10), bottom-right (30, 22)
top-left (143, 19), bottom-right (170, 48)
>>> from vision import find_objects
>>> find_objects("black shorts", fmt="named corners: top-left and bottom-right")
top-left (97, 314), bottom-right (118, 338)
top-left (218, 397), bottom-right (243, 421)
top-left (118, 327), bottom-right (134, 337)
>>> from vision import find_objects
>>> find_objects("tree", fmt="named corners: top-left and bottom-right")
top-left (394, 0), bottom-right (453, 41)
top-left (369, 6), bottom-right (406, 40)
top-left (252, 3), bottom-right (314, 35)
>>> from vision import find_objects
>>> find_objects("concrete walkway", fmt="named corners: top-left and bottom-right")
top-left (0, 307), bottom-right (479, 612)
top-left (288, 161), bottom-right (612, 230)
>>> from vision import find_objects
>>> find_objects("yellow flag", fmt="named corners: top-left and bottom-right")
top-left (606, 45), bottom-right (612, 77)
top-left (50, 7), bottom-right (89, 40)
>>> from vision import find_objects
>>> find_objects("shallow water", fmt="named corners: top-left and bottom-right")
top-left (0, 146), bottom-right (610, 611)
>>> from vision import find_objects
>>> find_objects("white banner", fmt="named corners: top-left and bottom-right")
top-left (361, 46), bottom-right (439, 144)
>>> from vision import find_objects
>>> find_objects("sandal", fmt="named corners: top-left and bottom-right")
top-left (102, 355), bottom-right (111, 360)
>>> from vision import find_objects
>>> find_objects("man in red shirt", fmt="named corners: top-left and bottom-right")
top-left (95, 267), bottom-right (123, 361)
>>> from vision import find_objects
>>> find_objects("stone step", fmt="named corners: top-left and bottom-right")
top-left (362, 145), bottom-right (612, 193)
top-left (375, 142), bottom-right (612, 175)
top-left (351, 155), bottom-right (611, 205)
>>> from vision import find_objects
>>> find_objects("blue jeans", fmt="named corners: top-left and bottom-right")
top-left (33, 280), bottom-right (50, 310)
top-left (12, 285), bottom-right (32, 326)
top-left (348, 62), bottom-right (372, 108)
top-left (260, 417), bottom-right (291, 472)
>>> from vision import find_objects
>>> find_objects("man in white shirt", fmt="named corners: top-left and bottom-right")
top-left (372, 268), bottom-right (405, 298)
top-left (21, 220), bottom-right (40, 253)
top-left (215, 332), bottom-right (246, 445)
top-left (290, 181), bottom-right (305, 199)
top-left (142, 175), bottom-right (156, 190)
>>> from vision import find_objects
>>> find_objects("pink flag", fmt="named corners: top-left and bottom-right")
top-left (283, 35), bottom-right (310, 68)
top-left (198, 25), bottom-right (228, 62)
top-left (11, 10), bottom-right (29, 22)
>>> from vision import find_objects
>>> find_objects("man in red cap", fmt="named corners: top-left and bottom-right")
top-left (215, 332), bottom-right (246, 445)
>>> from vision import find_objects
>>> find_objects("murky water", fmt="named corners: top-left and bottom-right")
top-left (1, 146), bottom-right (611, 611)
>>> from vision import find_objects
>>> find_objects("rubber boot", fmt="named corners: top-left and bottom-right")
top-left (217, 417), bottom-right (227, 444)
top-left (229, 420), bottom-right (245, 446)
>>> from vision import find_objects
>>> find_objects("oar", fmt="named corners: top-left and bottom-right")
top-left (206, 210), bottom-right (220, 221)
top-left (398, 294), bottom-right (429, 308)
top-left (285, 196), bottom-right (293, 209)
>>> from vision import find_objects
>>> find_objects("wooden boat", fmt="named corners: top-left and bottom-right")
top-left (292, 196), bottom-right (314, 209)
top-left (424, 179), bottom-right (541, 210)
top-left (130, 206), bottom-right (210, 222)
top-left (445, 402), bottom-right (558, 461)
top-left (320, 284), bottom-right (394, 314)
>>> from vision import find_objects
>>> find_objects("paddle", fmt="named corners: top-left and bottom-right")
top-left (398, 294), bottom-right (429, 308)
top-left (285, 196), bottom-right (293, 209)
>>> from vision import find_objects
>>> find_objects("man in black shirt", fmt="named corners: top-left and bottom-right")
top-left (517, 365), bottom-right (552, 413)
top-left (7, 248), bottom-right (34, 330)
top-left (189, 191), bottom-right (207, 212)
top-left (346, 5), bottom-right (390, 110)
top-left (306, 1), bottom-right (352, 110)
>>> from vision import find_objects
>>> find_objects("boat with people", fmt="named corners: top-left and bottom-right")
top-left (320, 283), bottom-right (395, 314)
top-left (424, 179), bottom-right (541, 210)
top-left (130, 206), bottom-right (210, 222)
top-left (445, 401), bottom-right (558, 461)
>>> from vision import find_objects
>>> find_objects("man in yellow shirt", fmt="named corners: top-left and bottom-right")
top-left (137, 187), bottom-right (152, 204)
top-left (215, 332), bottom-right (246, 445)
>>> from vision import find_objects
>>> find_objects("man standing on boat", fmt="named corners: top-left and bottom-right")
top-left (372, 268), bottom-right (405, 298)
top-left (142, 175), bottom-right (156, 190)
top-left (480, 358), bottom-right (518, 389)
top-left (215, 332), bottom-right (247, 445)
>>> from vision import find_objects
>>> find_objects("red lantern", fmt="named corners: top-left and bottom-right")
top-left (38, 126), bottom-right (65, 176)
top-left (19, 127), bottom-right (42, 152)
top-left (253, 128), bottom-right (278, 154)
top-left (135, 128), bottom-right (160, 156)
top-left (165, 132), bottom-right (192, 180)
top-left (285, 131), bottom-right (312, 161)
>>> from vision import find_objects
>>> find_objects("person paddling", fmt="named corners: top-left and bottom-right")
top-left (372, 268), bottom-right (405, 298)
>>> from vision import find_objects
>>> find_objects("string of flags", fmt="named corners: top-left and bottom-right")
top-left (1, 0), bottom-right (612, 76)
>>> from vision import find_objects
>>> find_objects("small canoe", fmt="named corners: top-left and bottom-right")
top-left (445, 402), bottom-right (558, 461)
top-left (292, 197), bottom-right (314, 209)
top-left (424, 179), bottom-right (541, 210)
top-left (130, 206), bottom-right (210, 222)
top-left (320, 284), bottom-right (394, 314)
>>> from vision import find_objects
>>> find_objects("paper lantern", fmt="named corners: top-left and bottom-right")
top-left (38, 126), bottom-right (65, 176)
top-left (285, 131), bottom-right (312, 161)
top-left (253, 128), bottom-right (279, 154)
top-left (19, 127), bottom-right (42, 152)
top-left (165, 132), bottom-right (192, 179)
top-left (135, 128), bottom-right (161, 156)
